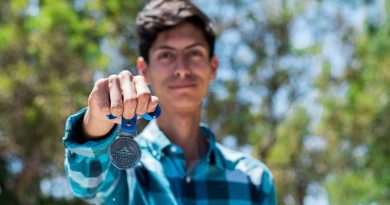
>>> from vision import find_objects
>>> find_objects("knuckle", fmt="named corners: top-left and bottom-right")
top-left (123, 113), bottom-right (134, 119)
top-left (123, 97), bottom-right (137, 106)
top-left (134, 75), bottom-right (145, 82)
top-left (135, 105), bottom-right (147, 114)
top-left (108, 75), bottom-right (119, 89)
top-left (94, 79), bottom-right (107, 90)
top-left (119, 70), bottom-right (132, 76)
top-left (119, 70), bottom-right (133, 79)
top-left (110, 104), bottom-right (123, 113)
top-left (137, 92), bottom-right (151, 102)
top-left (135, 109), bottom-right (145, 115)
top-left (90, 80), bottom-right (107, 100)
top-left (108, 74), bottom-right (118, 82)
top-left (95, 79), bottom-right (105, 86)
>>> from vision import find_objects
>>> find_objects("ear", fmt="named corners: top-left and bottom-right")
top-left (137, 57), bottom-right (150, 83)
top-left (209, 55), bottom-right (218, 80)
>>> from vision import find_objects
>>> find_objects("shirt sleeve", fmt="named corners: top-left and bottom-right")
top-left (63, 108), bottom-right (129, 204)
top-left (260, 168), bottom-right (277, 205)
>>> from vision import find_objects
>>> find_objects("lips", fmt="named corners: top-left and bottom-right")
top-left (168, 83), bottom-right (197, 89)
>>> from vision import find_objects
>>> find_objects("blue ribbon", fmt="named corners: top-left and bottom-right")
top-left (106, 105), bottom-right (161, 136)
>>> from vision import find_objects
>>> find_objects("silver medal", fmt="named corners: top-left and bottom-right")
top-left (109, 137), bottom-right (141, 169)
top-left (107, 105), bottom-right (161, 170)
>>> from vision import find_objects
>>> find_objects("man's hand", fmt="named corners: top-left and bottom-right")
top-left (83, 70), bottom-right (159, 139)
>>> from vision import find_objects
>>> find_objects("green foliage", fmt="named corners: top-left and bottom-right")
top-left (0, 0), bottom-right (113, 204)
top-left (325, 171), bottom-right (386, 204)
top-left (315, 2), bottom-right (390, 203)
top-left (0, 0), bottom-right (388, 204)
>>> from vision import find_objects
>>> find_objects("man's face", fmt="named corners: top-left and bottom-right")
top-left (140, 22), bottom-right (217, 113)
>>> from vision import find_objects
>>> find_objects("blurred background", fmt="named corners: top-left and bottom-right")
top-left (0, 0), bottom-right (389, 204)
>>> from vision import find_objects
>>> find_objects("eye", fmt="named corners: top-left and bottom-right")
top-left (158, 51), bottom-right (175, 60)
top-left (187, 49), bottom-right (206, 62)
top-left (188, 50), bottom-right (203, 57)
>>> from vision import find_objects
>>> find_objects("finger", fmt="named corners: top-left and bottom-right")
top-left (108, 75), bottom-right (123, 117)
top-left (119, 70), bottom-right (137, 119)
top-left (133, 75), bottom-right (151, 115)
top-left (146, 96), bottom-right (159, 113)
top-left (89, 79), bottom-right (110, 116)
top-left (89, 79), bottom-right (121, 124)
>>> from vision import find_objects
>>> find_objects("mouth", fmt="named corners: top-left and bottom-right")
top-left (168, 83), bottom-right (197, 89)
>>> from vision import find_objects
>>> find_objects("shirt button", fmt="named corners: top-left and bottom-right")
top-left (170, 146), bottom-right (177, 153)
top-left (185, 176), bottom-right (191, 183)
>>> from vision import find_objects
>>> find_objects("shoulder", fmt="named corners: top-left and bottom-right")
top-left (215, 143), bottom-right (275, 191)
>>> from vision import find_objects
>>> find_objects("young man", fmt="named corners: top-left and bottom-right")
top-left (63, 0), bottom-right (276, 204)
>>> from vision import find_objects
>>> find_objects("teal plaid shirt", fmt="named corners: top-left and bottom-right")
top-left (63, 108), bottom-right (276, 205)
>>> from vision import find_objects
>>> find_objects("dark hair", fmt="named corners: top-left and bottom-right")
top-left (136, 0), bottom-right (216, 63)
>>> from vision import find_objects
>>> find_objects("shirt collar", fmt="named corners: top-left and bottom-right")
top-left (139, 120), bottom-right (219, 166)
top-left (199, 122), bottom-right (218, 165)
top-left (139, 120), bottom-right (171, 159)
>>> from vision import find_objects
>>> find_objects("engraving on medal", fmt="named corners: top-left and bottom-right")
top-left (109, 137), bottom-right (141, 170)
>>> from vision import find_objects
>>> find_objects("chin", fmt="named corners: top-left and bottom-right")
top-left (171, 102), bottom-right (199, 111)
top-left (166, 98), bottom-right (202, 112)
top-left (158, 92), bottom-right (205, 112)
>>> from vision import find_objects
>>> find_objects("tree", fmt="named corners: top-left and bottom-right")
top-left (0, 0), bottom-right (388, 204)
top-left (315, 1), bottom-right (390, 204)
top-left (0, 0), bottom-right (120, 204)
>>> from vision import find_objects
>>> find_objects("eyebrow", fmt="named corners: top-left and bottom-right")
top-left (152, 43), bottom-right (208, 52)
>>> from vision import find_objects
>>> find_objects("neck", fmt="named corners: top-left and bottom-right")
top-left (157, 105), bottom-right (207, 167)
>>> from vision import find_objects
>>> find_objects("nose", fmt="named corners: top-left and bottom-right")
top-left (173, 54), bottom-right (191, 78)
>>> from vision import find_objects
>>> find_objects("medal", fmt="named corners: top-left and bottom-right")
top-left (107, 105), bottom-right (161, 170)
top-left (109, 116), bottom-right (140, 169)
top-left (109, 137), bottom-right (140, 169)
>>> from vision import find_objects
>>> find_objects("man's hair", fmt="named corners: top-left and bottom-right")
top-left (136, 0), bottom-right (216, 63)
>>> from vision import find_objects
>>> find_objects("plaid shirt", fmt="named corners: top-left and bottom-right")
top-left (63, 108), bottom-right (276, 205)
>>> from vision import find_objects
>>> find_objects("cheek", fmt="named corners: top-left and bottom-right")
top-left (148, 70), bottom-right (169, 85)
top-left (190, 59), bottom-right (209, 68)
top-left (193, 66), bottom-right (213, 79)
